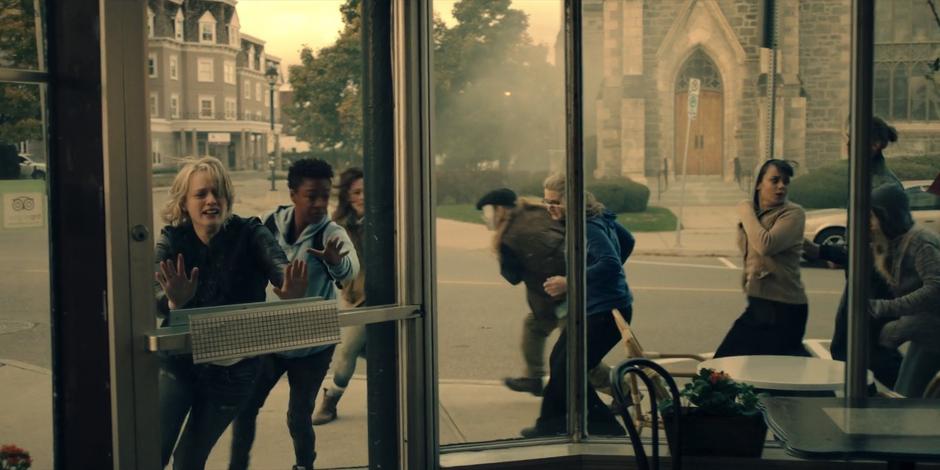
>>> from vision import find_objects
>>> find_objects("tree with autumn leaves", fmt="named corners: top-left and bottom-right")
top-left (0, 0), bottom-right (44, 178)
top-left (286, 0), bottom-right (563, 170)
top-left (0, 0), bottom-right (44, 146)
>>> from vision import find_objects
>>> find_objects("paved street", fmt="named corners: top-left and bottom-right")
top-left (0, 175), bottom-right (845, 377)
top-left (0, 174), bottom-right (847, 468)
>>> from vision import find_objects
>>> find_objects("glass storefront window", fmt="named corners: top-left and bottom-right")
top-left (432, 0), bottom-right (567, 445)
top-left (144, 1), bottom-right (395, 468)
top-left (13, 0), bottom-right (938, 467)
top-left (0, 80), bottom-right (51, 466)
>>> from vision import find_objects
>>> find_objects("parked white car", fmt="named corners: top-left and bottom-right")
top-left (18, 154), bottom-right (46, 179)
top-left (804, 180), bottom-right (940, 247)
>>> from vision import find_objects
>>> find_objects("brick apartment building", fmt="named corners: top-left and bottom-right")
top-left (146, 0), bottom-right (281, 170)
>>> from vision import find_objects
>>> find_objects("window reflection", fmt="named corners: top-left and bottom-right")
top-left (0, 0), bottom-right (43, 70)
top-left (0, 81), bottom-right (51, 467)
top-left (147, 1), bottom-right (377, 467)
top-left (433, 0), bottom-right (566, 445)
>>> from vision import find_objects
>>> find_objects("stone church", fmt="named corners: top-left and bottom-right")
top-left (579, 0), bottom-right (940, 182)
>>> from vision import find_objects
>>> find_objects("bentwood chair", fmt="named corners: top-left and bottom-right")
top-left (611, 358), bottom-right (683, 470)
top-left (611, 309), bottom-right (706, 435)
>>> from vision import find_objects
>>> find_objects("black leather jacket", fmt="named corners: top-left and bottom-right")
top-left (154, 215), bottom-right (289, 321)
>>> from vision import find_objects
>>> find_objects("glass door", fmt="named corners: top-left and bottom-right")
top-left (0, 1), bottom-right (53, 467)
top-left (100, 1), bottom-right (433, 468)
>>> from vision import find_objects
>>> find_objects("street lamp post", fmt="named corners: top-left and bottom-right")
top-left (265, 65), bottom-right (279, 191)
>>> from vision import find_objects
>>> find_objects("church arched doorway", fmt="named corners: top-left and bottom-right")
top-left (674, 49), bottom-right (723, 175)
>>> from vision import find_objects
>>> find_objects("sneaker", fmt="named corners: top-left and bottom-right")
top-left (520, 422), bottom-right (564, 438)
top-left (504, 377), bottom-right (544, 396)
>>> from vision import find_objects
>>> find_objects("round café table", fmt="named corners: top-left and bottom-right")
top-left (698, 355), bottom-right (873, 392)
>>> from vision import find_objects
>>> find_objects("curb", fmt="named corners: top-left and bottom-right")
top-left (0, 358), bottom-right (52, 375)
top-left (632, 249), bottom-right (738, 258)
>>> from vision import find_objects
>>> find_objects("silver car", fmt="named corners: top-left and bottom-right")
top-left (18, 154), bottom-right (47, 179)
top-left (804, 180), bottom-right (940, 247)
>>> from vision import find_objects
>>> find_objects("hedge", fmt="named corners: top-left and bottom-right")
top-left (789, 154), bottom-right (940, 209)
top-left (435, 170), bottom-right (650, 213)
top-left (589, 179), bottom-right (650, 213)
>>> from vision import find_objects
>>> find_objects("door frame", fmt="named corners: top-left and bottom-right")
top-left (100, 0), bottom-right (437, 468)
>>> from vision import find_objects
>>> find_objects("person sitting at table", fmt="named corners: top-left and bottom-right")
top-left (714, 159), bottom-right (810, 358)
top-left (868, 183), bottom-right (940, 398)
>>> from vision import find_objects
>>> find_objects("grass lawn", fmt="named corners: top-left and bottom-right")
top-left (616, 206), bottom-right (678, 232)
top-left (435, 204), bottom-right (485, 225)
top-left (436, 204), bottom-right (678, 232)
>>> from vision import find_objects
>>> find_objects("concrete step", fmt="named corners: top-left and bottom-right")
top-left (647, 178), bottom-right (749, 206)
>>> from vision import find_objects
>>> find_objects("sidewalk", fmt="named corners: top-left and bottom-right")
top-left (0, 360), bottom-right (53, 468)
top-left (0, 358), bottom-right (544, 469)
top-left (153, 174), bottom-right (739, 258)
top-left (437, 204), bottom-right (740, 258)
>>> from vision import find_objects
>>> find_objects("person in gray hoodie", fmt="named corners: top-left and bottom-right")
top-left (868, 183), bottom-right (940, 398)
top-left (229, 159), bottom-right (359, 470)
top-left (714, 159), bottom-right (809, 358)
top-left (802, 116), bottom-right (905, 388)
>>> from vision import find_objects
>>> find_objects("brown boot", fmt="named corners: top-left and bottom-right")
top-left (312, 388), bottom-right (341, 425)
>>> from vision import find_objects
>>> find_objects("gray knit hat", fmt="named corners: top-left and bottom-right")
top-left (871, 183), bottom-right (913, 239)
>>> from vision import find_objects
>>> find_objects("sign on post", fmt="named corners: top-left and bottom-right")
top-left (676, 77), bottom-right (702, 246)
top-left (687, 78), bottom-right (701, 119)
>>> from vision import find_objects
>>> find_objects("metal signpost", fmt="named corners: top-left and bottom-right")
top-left (675, 77), bottom-right (700, 246)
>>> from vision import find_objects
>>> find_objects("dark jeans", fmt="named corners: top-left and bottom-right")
top-left (229, 346), bottom-right (335, 470)
top-left (830, 281), bottom-right (903, 389)
top-left (160, 356), bottom-right (260, 470)
top-left (536, 308), bottom-right (628, 435)
top-left (714, 297), bottom-right (809, 358)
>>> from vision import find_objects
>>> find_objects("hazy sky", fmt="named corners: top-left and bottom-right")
top-left (236, 0), bottom-right (562, 68)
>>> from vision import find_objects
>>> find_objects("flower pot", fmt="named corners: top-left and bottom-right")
top-left (663, 408), bottom-right (767, 458)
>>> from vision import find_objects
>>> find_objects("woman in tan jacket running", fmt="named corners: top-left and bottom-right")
top-left (714, 159), bottom-right (810, 357)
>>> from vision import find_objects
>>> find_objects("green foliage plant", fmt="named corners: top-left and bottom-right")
top-left (588, 180), bottom-right (650, 213)
top-left (660, 368), bottom-right (762, 417)
top-left (287, 0), bottom-right (563, 172)
top-left (0, 1), bottom-right (43, 144)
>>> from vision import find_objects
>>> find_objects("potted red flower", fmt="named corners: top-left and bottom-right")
top-left (660, 368), bottom-right (767, 457)
top-left (0, 444), bottom-right (32, 470)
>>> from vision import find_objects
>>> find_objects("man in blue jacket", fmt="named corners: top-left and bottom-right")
top-left (522, 173), bottom-right (633, 438)
top-left (476, 188), bottom-right (614, 397)
top-left (229, 158), bottom-right (359, 470)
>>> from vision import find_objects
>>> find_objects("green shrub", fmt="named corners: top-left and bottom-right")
top-left (435, 170), bottom-right (508, 205)
top-left (588, 179), bottom-right (650, 213)
top-left (152, 165), bottom-right (179, 175)
top-left (434, 169), bottom-right (651, 212)
top-left (788, 160), bottom-right (849, 209)
top-left (889, 155), bottom-right (940, 180)
top-left (789, 154), bottom-right (940, 209)
top-left (0, 144), bottom-right (20, 179)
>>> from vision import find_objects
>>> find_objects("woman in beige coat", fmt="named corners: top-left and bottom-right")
top-left (714, 159), bottom-right (810, 357)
